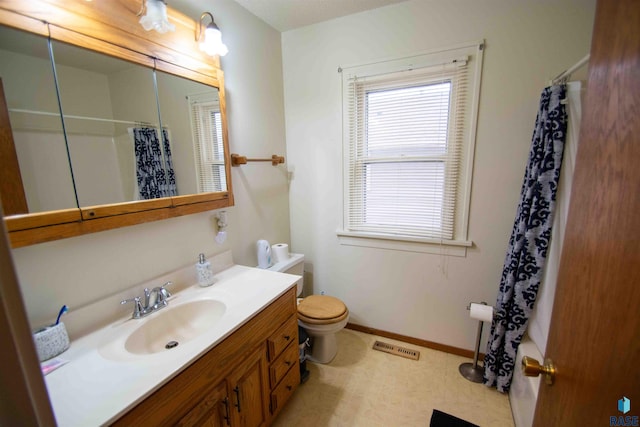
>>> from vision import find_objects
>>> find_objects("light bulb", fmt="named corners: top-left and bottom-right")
top-left (215, 231), bottom-right (227, 244)
top-left (199, 24), bottom-right (228, 56)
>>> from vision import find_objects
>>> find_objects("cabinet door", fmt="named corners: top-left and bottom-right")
top-left (176, 380), bottom-right (231, 427)
top-left (229, 346), bottom-right (269, 427)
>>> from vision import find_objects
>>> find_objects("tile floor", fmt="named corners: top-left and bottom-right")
top-left (273, 329), bottom-right (514, 427)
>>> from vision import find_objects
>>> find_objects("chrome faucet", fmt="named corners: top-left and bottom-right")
top-left (121, 281), bottom-right (173, 319)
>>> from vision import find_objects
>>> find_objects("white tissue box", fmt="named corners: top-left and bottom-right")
top-left (33, 322), bottom-right (70, 362)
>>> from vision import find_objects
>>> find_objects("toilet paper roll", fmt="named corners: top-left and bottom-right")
top-left (272, 243), bottom-right (289, 263)
top-left (469, 303), bottom-right (494, 322)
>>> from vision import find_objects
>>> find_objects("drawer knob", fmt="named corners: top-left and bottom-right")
top-left (286, 385), bottom-right (292, 391)
top-left (284, 335), bottom-right (291, 340)
top-left (285, 360), bottom-right (292, 366)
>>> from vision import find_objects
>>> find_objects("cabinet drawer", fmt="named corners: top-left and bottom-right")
top-left (269, 340), bottom-right (298, 388)
top-left (267, 315), bottom-right (297, 361)
top-left (270, 362), bottom-right (300, 417)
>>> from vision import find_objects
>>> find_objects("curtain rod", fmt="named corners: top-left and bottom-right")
top-left (8, 108), bottom-right (155, 127)
top-left (337, 39), bottom-right (484, 73)
top-left (551, 54), bottom-right (590, 85)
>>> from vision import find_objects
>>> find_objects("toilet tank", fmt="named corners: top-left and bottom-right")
top-left (268, 253), bottom-right (304, 296)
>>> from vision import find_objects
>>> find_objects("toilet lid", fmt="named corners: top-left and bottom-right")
top-left (297, 295), bottom-right (347, 321)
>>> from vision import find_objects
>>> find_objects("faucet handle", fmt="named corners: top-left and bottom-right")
top-left (160, 281), bottom-right (173, 299)
top-left (153, 281), bottom-right (173, 307)
top-left (121, 296), bottom-right (144, 319)
top-left (143, 287), bottom-right (152, 307)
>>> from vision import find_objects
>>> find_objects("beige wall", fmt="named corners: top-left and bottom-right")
top-left (281, 0), bottom-right (596, 350)
top-left (10, 0), bottom-right (290, 329)
top-left (7, 0), bottom-right (596, 355)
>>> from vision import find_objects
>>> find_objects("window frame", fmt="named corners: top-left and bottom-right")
top-left (189, 97), bottom-right (227, 193)
top-left (338, 41), bottom-right (484, 256)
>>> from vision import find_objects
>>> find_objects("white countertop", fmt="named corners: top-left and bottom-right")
top-left (44, 264), bottom-right (299, 427)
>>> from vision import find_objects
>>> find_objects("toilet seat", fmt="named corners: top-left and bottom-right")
top-left (297, 295), bottom-right (348, 325)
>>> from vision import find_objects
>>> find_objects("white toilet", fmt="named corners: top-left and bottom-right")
top-left (268, 253), bottom-right (349, 363)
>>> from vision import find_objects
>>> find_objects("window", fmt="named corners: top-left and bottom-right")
top-left (189, 96), bottom-right (227, 192)
top-left (339, 42), bottom-right (483, 252)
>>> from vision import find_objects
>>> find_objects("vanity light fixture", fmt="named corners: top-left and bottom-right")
top-left (138, 0), bottom-right (175, 33)
top-left (196, 12), bottom-right (228, 57)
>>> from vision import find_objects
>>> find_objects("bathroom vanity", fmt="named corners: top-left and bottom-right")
top-left (44, 263), bottom-right (300, 426)
top-left (114, 287), bottom-right (300, 426)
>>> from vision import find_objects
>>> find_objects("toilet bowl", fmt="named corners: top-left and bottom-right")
top-left (268, 252), bottom-right (349, 364)
top-left (297, 295), bottom-right (349, 363)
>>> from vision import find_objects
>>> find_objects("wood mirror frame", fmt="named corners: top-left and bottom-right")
top-left (0, 0), bottom-right (234, 248)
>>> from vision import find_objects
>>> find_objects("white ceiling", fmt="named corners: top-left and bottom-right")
top-left (231, 0), bottom-right (408, 32)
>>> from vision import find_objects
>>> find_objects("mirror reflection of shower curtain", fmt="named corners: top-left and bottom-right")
top-left (132, 127), bottom-right (177, 199)
top-left (160, 128), bottom-right (177, 196)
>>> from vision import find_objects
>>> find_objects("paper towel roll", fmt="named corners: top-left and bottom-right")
top-left (272, 243), bottom-right (289, 263)
top-left (469, 303), bottom-right (494, 322)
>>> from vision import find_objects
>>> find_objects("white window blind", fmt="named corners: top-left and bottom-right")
top-left (190, 99), bottom-right (227, 192)
top-left (342, 43), bottom-right (482, 245)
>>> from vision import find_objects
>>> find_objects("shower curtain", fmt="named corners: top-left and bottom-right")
top-left (483, 85), bottom-right (567, 393)
top-left (133, 127), bottom-right (177, 199)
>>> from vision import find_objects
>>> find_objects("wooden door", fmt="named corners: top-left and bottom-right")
top-left (532, 1), bottom-right (640, 425)
top-left (175, 380), bottom-right (231, 427)
top-left (229, 346), bottom-right (269, 427)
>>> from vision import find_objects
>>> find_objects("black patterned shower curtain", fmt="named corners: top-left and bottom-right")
top-left (161, 128), bottom-right (177, 196)
top-left (483, 85), bottom-right (567, 393)
top-left (133, 127), bottom-right (177, 199)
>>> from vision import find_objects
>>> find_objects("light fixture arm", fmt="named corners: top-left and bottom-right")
top-left (196, 11), bottom-right (228, 56)
top-left (196, 12), bottom-right (216, 42)
top-left (137, 0), bottom-right (146, 17)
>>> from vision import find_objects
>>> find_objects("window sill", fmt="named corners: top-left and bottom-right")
top-left (336, 230), bottom-right (472, 257)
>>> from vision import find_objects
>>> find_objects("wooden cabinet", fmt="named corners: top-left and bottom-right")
top-left (270, 365), bottom-right (299, 418)
top-left (266, 315), bottom-right (300, 418)
top-left (177, 346), bottom-right (268, 427)
top-left (228, 346), bottom-right (269, 427)
top-left (113, 287), bottom-right (298, 426)
top-left (176, 381), bottom-right (229, 427)
top-left (0, 0), bottom-right (235, 249)
top-left (269, 338), bottom-right (299, 389)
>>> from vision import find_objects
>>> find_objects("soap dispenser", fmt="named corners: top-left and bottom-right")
top-left (196, 253), bottom-right (215, 287)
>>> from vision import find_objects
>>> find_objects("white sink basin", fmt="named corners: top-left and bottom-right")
top-left (126, 299), bottom-right (226, 355)
top-left (100, 298), bottom-right (226, 360)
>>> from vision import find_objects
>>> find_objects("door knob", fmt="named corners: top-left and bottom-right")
top-left (521, 356), bottom-right (557, 385)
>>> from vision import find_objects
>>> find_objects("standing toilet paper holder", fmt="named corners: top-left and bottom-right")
top-left (459, 301), bottom-right (493, 383)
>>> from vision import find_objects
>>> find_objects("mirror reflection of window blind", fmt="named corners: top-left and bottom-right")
top-left (345, 59), bottom-right (468, 240)
top-left (190, 100), bottom-right (227, 192)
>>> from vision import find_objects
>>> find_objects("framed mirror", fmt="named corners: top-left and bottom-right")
top-left (0, 25), bottom-right (77, 215)
top-left (155, 69), bottom-right (227, 196)
top-left (51, 39), bottom-right (165, 207)
top-left (0, 0), bottom-right (234, 247)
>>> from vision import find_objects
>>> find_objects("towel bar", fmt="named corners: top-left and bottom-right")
top-left (231, 153), bottom-right (285, 166)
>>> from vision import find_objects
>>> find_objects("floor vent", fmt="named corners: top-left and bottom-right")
top-left (372, 340), bottom-right (420, 361)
